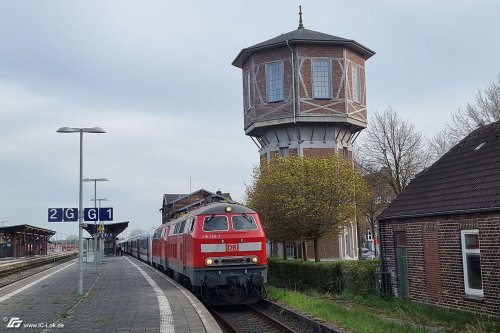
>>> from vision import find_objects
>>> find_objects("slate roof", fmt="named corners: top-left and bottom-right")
top-left (232, 27), bottom-right (375, 68)
top-left (378, 121), bottom-right (500, 221)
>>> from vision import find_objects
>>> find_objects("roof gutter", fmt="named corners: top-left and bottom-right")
top-left (286, 40), bottom-right (297, 124)
top-left (377, 206), bottom-right (500, 222)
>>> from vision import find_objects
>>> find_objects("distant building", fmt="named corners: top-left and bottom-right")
top-left (160, 189), bottom-right (232, 223)
top-left (0, 224), bottom-right (55, 258)
top-left (378, 122), bottom-right (500, 317)
top-left (232, 8), bottom-right (375, 259)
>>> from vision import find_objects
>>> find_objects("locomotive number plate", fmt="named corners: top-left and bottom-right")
top-left (226, 244), bottom-right (238, 252)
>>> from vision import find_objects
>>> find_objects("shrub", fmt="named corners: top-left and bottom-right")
top-left (268, 258), bottom-right (381, 296)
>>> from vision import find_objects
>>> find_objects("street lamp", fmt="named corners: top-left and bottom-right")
top-left (83, 178), bottom-right (109, 204)
top-left (90, 198), bottom-right (108, 208)
top-left (57, 126), bottom-right (106, 295)
top-left (84, 178), bottom-right (108, 270)
top-left (91, 198), bottom-right (108, 264)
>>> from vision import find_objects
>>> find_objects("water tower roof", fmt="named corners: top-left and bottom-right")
top-left (232, 27), bottom-right (375, 68)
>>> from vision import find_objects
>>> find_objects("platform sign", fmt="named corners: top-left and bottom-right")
top-left (99, 207), bottom-right (113, 221)
top-left (48, 208), bottom-right (79, 222)
top-left (83, 208), bottom-right (98, 222)
top-left (49, 207), bottom-right (114, 222)
top-left (48, 208), bottom-right (63, 222)
top-left (64, 208), bottom-right (78, 222)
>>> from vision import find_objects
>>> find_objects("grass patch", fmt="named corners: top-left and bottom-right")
top-left (337, 293), bottom-right (500, 333)
top-left (267, 286), bottom-right (500, 333)
top-left (267, 286), bottom-right (427, 333)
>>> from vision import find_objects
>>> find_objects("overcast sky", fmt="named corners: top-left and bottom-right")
top-left (1, 1), bottom-right (500, 239)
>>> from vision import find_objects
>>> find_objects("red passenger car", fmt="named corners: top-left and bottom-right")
top-left (152, 224), bottom-right (169, 271)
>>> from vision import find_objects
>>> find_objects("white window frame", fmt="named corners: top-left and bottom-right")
top-left (460, 229), bottom-right (483, 297)
top-left (352, 63), bottom-right (360, 103)
top-left (245, 71), bottom-right (251, 111)
top-left (312, 58), bottom-right (331, 99)
top-left (266, 61), bottom-right (284, 102)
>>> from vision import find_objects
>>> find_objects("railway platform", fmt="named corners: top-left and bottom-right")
top-left (0, 255), bottom-right (221, 332)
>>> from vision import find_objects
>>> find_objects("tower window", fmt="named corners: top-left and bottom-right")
top-left (352, 64), bottom-right (360, 103)
top-left (266, 61), bottom-right (284, 102)
top-left (245, 71), bottom-right (251, 111)
top-left (312, 59), bottom-right (331, 99)
top-left (279, 147), bottom-right (289, 157)
top-left (343, 147), bottom-right (349, 161)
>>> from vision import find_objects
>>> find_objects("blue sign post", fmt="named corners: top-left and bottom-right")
top-left (48, 208), bottom-right (63, 222)
top-left (64, 208), bottom-right (78, 222)
top-left (83, 208), bottom-right (98, 222)
top-left (48, 208), bottom-right (79, 222)
top-left (99, 207), bottom-right (113, 221)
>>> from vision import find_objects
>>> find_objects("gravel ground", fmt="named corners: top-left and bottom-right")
top-left (0, 259), bottom-right (73, 288)
top-left (253, 300), bottom-right (349, 333)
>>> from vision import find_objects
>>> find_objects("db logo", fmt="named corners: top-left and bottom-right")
top-left (226, 244), bottom-right (238, 251)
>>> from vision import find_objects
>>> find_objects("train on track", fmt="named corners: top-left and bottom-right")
top-left (118, 202), bottom-right (267, 305)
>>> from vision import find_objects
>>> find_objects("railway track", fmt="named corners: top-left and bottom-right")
top-left (210, 304), bottom-right (299, 333)
top-left (0, 253), bottom-right (76, 287)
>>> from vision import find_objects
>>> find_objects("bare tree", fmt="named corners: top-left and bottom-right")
top-left (430, 75), bottom-right (500, 159)
top-left (357, 167), bottom-right (394, 257)
top-left (358, 106), bottom-right (429, 196)
top-left (428, 127), bottom-right (455, 161)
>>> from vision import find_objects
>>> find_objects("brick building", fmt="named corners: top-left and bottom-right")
top-left (232, 9), bottom-right (375, 259)
top-left (161, 189), bottom-right (232, 224)
top-left (378, 122), bottom-right (500, 317)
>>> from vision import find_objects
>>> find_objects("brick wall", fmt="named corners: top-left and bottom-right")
top-left (380, 213), bottom-right (500, 317)
top-left (242, 44), bottom-right (366, 130)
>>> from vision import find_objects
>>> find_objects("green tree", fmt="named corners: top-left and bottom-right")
top-left (246, 154), bottom-right (369, 262)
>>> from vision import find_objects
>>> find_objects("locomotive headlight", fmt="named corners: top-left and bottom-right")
top-left (206, 258), bottom-right (213, 265)
top-left (251, 256), bottom-right (258, 264)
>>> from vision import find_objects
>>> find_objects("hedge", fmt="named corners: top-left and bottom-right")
top-left (267, 258), bottom-right (381, 296)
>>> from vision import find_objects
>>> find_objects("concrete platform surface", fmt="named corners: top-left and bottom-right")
top-left (0, 255), bottom-right (221, 333)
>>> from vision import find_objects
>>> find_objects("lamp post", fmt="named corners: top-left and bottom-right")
top-left (91, 198), bottom-right (108, 264)
top-left (84, 178), bottom-right (108, 271)
top-left (57, 126), bottom-right (105, 295)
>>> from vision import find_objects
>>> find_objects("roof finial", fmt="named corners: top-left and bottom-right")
top-left (298, 5), bottom-right (304, 29)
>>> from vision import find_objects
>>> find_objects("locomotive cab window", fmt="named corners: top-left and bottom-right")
top-left (178, 220), bottom-right (186, 234)
top-left (203, 215), bottom-right (229, 232)
top-left (169, 225), bottom-right (176, 236)
top-left (232, 215), bottom-right (257, 230)
top-left (187, 218), bottom-right (195, 233)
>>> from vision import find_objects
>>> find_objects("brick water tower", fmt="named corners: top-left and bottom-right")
top-left (232, 8), bottom-right (374, 161)
top-left (232, 8), bottom-right (375, 259)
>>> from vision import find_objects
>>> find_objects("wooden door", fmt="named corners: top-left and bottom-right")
top-left (395, 232), bottom-right (409, 298)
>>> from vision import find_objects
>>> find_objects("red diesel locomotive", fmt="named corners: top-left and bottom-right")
top-left (120, 202), bottom-right (267, 305)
